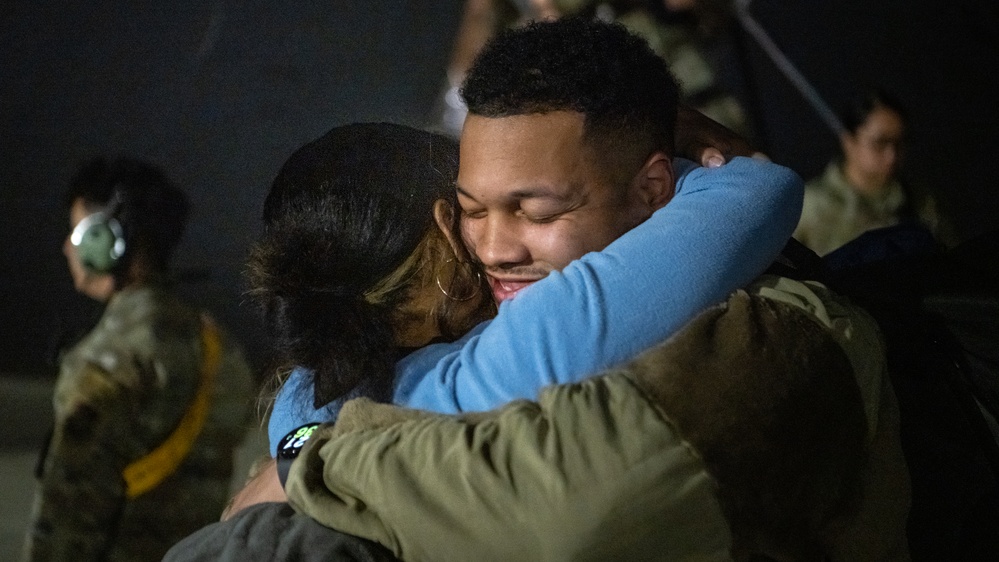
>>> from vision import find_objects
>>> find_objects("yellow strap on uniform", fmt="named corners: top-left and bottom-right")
top-left (122, 316), bottom-right (222, 498)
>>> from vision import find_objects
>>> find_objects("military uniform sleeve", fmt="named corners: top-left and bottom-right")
top-left (285, 376), bottom-right (732, 562)
top-left (285, 278), bottom-right (909, 561)
top-left (26, 363), bottom-right (134, 561)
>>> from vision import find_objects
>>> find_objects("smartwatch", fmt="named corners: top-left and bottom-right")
top-left (275, 423), bottom-right (321, 488)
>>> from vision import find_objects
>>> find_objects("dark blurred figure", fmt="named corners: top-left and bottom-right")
top-left (24, 157), bottom-right (255, 561)
top-left (795, 90), bottom-right (954, 257)
top-left (435, 0), bottom-right (749, 138)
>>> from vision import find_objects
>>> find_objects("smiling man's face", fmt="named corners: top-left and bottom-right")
top-left (456, 111), bottom-right (672, 303)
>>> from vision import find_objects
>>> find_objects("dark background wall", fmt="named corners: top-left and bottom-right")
top-left (2, 0), bottom-right (997, 377)
top-left (1, 1), bottom-right (464, 375)
top-left (743, 0), bottom-right (999, 233)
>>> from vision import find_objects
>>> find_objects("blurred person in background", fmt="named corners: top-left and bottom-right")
top-left (794, 89), bottom-right (954, 257)
top-left (435, 0), bottom-right (750, 138)
top-left (24, 157), bottom-right (255, 561)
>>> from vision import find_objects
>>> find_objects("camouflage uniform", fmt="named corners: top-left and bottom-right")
top-left (436, 0), bottom-right (750, 137)
top-left (793, 160), bottom-right (950, 256)
top-left (24, 284), bottom-right (255, 561)
top-left (555, 0), bottom-right (750, 136)
top-left (611, 9), bottom-right (749, 137)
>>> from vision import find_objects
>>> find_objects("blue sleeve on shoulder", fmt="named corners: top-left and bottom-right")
top-left (393, 156), bottom-right (802, 413)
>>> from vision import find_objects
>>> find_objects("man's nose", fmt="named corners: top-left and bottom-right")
top-left (474, 215), bottom-right (530, 269)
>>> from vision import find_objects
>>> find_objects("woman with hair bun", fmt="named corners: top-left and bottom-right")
top-left (246, 122), bottom-right (494, 422)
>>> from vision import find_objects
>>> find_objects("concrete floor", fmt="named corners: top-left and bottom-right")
top-left (0, 374), bottom-right (268, 561)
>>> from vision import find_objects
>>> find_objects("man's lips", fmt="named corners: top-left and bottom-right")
top-left (487, 276), bottom-right (540, 302)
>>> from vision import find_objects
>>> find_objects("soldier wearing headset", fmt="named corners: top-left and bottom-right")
top-left (24, 157), bottom-right (255, 561)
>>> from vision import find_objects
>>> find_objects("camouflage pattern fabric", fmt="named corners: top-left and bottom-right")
top-left (436, 0), bottom-right (750, 138)
top-left (794, 160), bottom-right (918, 256)
top-left (555, 0), bottom-right (750, 137)
top-left (23, 284), bottom-right (255, 561)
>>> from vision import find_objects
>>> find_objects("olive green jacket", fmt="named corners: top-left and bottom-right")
top-left (287, 277), bottom-right (910, 561)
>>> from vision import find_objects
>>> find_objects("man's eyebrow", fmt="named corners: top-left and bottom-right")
top-left (455, 184), bottom-right (476, 200)
top-left (455, 184), bottom-right (577, 201)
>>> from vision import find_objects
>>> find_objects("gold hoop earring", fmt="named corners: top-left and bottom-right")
top-left (436, 258), bottom-right (481, 302)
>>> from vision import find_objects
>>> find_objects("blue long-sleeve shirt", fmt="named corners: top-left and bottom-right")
top-left (269, 157), bottom-right (803, 453)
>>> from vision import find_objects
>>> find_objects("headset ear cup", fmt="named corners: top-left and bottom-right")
top-left (72, 212), bottom-right (125, 273)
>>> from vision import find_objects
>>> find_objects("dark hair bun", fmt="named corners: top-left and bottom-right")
top-left (250, 123), bottom-right (459, 406)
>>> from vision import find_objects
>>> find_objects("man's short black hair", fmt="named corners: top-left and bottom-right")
top-left (461, 17), bottom-right (680, 175)
top-left (66, 156), bottom-right (189, 274)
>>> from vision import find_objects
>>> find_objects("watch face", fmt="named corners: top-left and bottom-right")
top-left (276, 423), bottom-right (320, 461)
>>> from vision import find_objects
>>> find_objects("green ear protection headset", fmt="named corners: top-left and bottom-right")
top-left (70, 192), bottom-right (126, 274)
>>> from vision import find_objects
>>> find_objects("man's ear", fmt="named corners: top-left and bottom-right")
top-left (634, 151), bottom-right (676, 211)
top-left (433, 199), bottom-right (470, 261)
